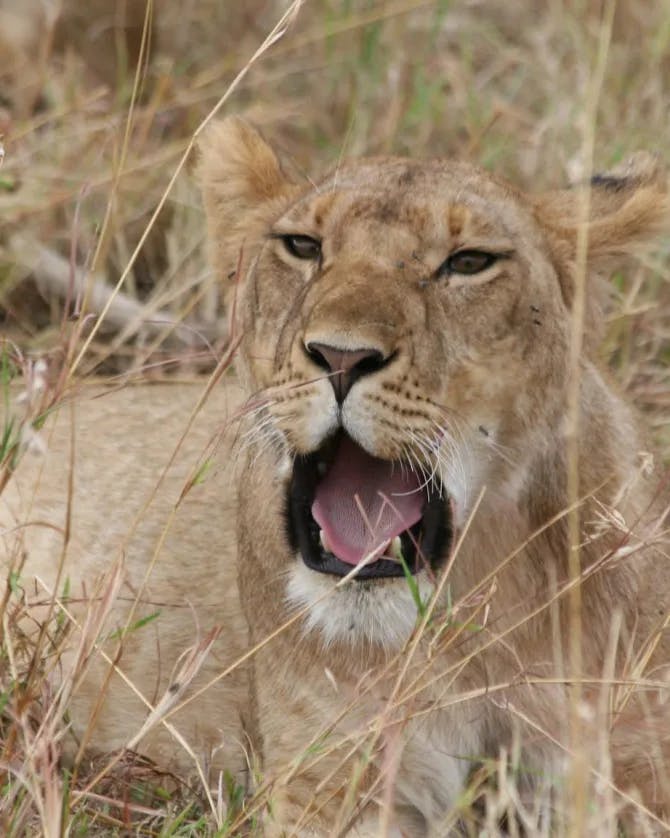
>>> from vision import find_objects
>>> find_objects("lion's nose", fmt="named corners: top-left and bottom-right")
top-left (304, 341), bottom-right (390, 404)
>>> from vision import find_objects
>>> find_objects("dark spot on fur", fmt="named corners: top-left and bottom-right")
top-left (377, 202), bottom-right (398, 224)
top-left (398, 167), bottom-right (416, 187)
top-left (590, 174), bottom-right (629, 192)
top-left (533, 318), bottom-right (542, 326)
top-left (168, 682), bottom-right (180, 694)
top-left (530, 304), bottom-right (540, 313)
top-left (350, 201), bottom-right (374, 220)
top-left (396, 260), bottom-right (406, 269)
top-left (478, 425), bottom-right (489, 437)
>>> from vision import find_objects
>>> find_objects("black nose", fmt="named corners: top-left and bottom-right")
top-left (305, 341), bottom-right (389, 403)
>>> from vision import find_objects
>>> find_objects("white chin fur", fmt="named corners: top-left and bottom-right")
top-left (286, 559), bottom-right (436, 651)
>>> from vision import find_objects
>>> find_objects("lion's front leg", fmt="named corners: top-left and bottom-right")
top-left (252, 657), bottom-right (410, 835)
top-left (257, 720), bottom-right (385, 836)
top-left (254, 657), bottom-right (482, 836)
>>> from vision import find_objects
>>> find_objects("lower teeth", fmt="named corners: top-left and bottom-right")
top-left (319, 528), bottom-right (333, 554)
top-left (318, 530), bottom-right (407, 564)
top-left (388, 536), bottom-right (405, 563)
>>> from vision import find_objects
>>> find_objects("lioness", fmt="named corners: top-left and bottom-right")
top-left (2, 117), bottom-right (669, 835)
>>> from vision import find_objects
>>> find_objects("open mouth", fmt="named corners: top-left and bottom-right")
top-left (287, 432), bottom-right (453, 580)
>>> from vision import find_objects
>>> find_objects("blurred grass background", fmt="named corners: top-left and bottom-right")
top-left (0, 1), bottom-right (668, 446)
top-left (0, 1), bottom-right (669, 832)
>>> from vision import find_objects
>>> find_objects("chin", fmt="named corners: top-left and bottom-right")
top-left (285, 560), bottom-right (439, 650)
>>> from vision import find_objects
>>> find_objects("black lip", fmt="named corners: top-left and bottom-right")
top-left (286, 434), bottom-right (453, 580)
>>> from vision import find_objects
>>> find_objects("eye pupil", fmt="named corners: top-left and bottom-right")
top-left (282, 235), bottom-right (321, 260)
top-left (461, 256), bottom-right (478, 271)
top-left (439, 249), bottom-right (497, 277)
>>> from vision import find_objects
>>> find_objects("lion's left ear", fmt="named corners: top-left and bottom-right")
top-left (532, 153), bottom-right (669, 306)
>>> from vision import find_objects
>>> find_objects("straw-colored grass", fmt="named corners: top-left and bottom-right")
top-left (1, 0), bottom-right (669, 834)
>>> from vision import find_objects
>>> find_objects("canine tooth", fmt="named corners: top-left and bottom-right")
top-left (319, 528), bottom-right (332, 553)
top-left (389, 536), bottom-right (404, 562)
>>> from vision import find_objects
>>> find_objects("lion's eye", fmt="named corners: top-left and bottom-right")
top-left (281, 235), bottom-right (321, 261)
top-left (438, 250), bottom-right (498, 277)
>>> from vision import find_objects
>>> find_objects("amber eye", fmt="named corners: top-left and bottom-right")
top-left (437, 249), bottom-right (499, 277)
top-left (280, 234), bottom-right (321, 261)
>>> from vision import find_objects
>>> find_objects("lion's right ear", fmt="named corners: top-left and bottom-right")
top-left (198, 116), bottom-right (300, 280)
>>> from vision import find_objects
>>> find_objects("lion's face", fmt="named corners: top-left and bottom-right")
top-left (243, 157), bottom-right (571, 488)
top-left (200, 118), bottom-right (666, 649)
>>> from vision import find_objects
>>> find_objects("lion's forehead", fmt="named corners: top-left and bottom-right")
top-left (280, 158), bottom-right (533, 258)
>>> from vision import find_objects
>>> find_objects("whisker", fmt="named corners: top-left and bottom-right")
top-left (429, 399), bottom-right (521, 473)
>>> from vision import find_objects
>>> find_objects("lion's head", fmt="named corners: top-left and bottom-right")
top-left (200, 117), bottom-right (667, 651)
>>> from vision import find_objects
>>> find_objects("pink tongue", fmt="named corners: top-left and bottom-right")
top-left (312, 436), bottom-right (424, 566)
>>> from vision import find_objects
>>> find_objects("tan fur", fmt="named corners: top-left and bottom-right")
top-left (1, 382), bottom-right (251, 783)
top-left (3, 118), bottom-right (669, 834)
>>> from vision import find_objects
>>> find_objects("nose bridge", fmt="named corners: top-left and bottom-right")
top-left (303, 261), bottom-right (405, 352)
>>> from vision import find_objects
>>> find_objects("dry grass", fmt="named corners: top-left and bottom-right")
top-left (0, 0), bottom-right (669, 834)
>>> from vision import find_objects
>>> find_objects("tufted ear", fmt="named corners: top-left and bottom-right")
top-left (198, 116), bottom-right (301, 282)
top-left (532, 153), bottom-right (669, 313)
